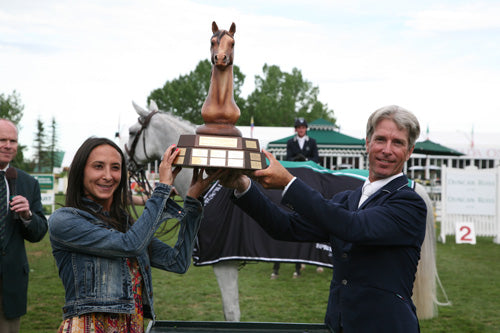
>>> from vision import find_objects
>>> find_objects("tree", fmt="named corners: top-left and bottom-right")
top-left (33, 117), bottom-right (49, 172)
top-left (240, 64), bottom-right (336, 127)
top-left (0, 90), bottom-right (24, 125)
top-left (148, 59), bottom-right (246, 124)
top-left (48, 117), bottom-right (58, 171)
top-left (0, 90), bottom-right (30, 169)
top-left (11, 145), bottom-right (32, 171)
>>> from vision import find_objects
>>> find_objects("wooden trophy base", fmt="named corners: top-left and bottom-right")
top-left (173, 134), bottom-right (267, 170)
top-left (195, 123), bottom-right (242, 136)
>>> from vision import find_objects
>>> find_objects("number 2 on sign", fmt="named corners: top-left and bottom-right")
top-left (455, 222), bottom-right (476, 244)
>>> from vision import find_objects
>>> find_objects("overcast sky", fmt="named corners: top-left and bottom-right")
top-left (1, 0), bottom-right (499, 162)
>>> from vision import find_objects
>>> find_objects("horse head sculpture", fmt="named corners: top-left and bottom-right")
top-left (211, 21), bottom-right (235, 69)
top-left (197, 21), bottom-right (241, 136)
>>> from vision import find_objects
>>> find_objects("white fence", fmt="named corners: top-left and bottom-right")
top-left (440, 165), bottom-right (500, 244)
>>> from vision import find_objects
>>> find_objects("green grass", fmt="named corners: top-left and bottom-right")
top-left (20, 205), bottom-right (500, 332)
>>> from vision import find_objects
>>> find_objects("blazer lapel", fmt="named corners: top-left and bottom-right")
top-left (349, 187), bottom-right (363, 210)
top-left (358, 175), bottom-right (409, 209)
top-left (381, 175), bottom-right (409, 193)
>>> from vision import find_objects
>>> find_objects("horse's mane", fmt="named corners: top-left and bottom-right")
top-left (133, 100), bottom-right (196, 135)
top-left (156, 110), bottom-right (196, 134)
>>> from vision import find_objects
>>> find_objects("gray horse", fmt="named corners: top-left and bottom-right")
top-left (126, 100), bottom-right (241, 321)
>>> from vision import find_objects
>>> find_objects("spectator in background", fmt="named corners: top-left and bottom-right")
top-left (271, 117), bottom-right (321, 279)
top-left (286, 118), bottom-right (319, 163)
top-left (0, 119), bottom-right (48, 333)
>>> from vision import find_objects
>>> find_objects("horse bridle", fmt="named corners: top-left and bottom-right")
top-left (125, 109), bottom-right (158, 173)
top-left (125, 110), bottom-right (159, 210)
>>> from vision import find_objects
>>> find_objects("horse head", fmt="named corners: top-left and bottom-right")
top-left (126, 100), bottom-right (161, 169)
top-left (210, 21), bottom-right (235, 70)
top-left (125, 100), bottom-right (196, 197)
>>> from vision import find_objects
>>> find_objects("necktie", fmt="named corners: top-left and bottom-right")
top-left (358, 183), bottom-right (373, 207)
top-left (0, 171), bottom-right (7, 243)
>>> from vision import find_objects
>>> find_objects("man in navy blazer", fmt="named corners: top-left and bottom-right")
top-left (219, 105), bottom-right (427, 332)
top-left (0, 119), bottom-right (48, 332)
top-left (286, 118), bottom-right (319, 163)
top-left (273, 117), bottom-right (319, 279)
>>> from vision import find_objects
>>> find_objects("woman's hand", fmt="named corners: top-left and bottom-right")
top-left (159, 144), bottom-right (182, 185)
top-left (186, 168), bottom-right (222, 198)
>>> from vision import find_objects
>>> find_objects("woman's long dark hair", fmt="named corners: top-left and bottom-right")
top-left (66, 137), bottom-right (131, 232)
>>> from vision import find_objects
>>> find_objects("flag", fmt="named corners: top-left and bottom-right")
top-left (471, 126), bottom-right (474, 149)
top-left (250, 116), bottom-right (254, 138)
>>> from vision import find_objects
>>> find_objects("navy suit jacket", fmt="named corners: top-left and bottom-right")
top-left (233, 175), bottom-right (426, 333)
top-left (0, 168), bottom-right (47, 319)
top-left (286, 136), bottom-right (319, 163)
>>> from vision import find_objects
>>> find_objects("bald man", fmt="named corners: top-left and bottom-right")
top-left (0, 119), bottom-right (47, 332)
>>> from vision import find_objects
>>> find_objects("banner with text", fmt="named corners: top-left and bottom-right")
top-left (441, 165), bottom-right (500, 244)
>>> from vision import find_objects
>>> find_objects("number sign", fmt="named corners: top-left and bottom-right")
top-left (455, 222), bottom-right (476, 245)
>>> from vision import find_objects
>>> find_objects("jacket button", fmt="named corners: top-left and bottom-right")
top-left (341, 279), bottom-right (348, 285)
top-left (342, 253), bottom-right (348, 259)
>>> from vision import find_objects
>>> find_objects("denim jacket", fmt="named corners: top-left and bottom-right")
top-left (48, 183), bottom-right (203, 321)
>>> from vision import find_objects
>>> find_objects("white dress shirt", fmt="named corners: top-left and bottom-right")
top-left (358, 172), bottom-right (403, 207)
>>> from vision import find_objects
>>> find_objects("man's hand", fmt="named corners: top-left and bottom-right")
top-left (253, 149), bottom-right (294, 189)
top-left (218, 170), bottom-right (251, 193)
top-left (9, 195), bottom-right (31, 220)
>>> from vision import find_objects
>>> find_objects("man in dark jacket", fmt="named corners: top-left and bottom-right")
top-left (219, 105), bottom-right (426, 332)
top-left (286, 118), bottom-right (319, 163)
top-left (0, 119), bottom-right (48, 332)
top-left (273, 118), bottom-right (320, 278)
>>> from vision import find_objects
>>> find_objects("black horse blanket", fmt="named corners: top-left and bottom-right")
top-left (193, 161), bottom-right (368, 267)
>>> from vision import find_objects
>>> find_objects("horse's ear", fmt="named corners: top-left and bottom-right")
top-left (212, 21), bottom-right (219, 34)
top-left (229, 22), bottom-right (236, 35)
top-left (149, 100), bottom-right (159, 112)
top-left (132, 101), bottom-right (149, 117)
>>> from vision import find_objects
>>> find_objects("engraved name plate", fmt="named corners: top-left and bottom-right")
top-left (174, 134), bottom-right (267, 170)
top-left (199, 136), bottom-right (238, 148)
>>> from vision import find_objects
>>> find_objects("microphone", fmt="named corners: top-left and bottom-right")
top-left (5, 167), bottom-right (17, 199)
top-left (5, 167), bottom-right (18, 219)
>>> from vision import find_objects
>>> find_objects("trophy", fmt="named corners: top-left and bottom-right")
top-left (173, 21), bottom-right (267, 171)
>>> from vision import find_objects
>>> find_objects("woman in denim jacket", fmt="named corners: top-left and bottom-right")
top-left (49, 137), bottom-right (217, 332)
